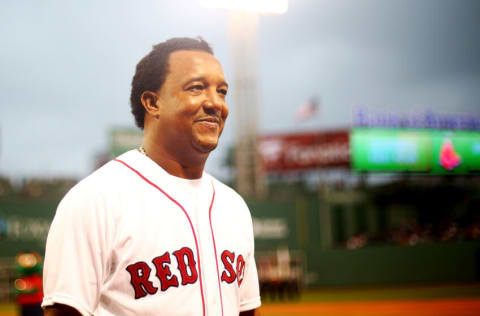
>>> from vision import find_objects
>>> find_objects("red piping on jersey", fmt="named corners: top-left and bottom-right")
top-left (114, 158), bottom-right (206, 316)
top-left (208, 182), bottom-right (225, 316)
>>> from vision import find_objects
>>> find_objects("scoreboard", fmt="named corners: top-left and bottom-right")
top-left (351, 127), bottom-right (480, 174)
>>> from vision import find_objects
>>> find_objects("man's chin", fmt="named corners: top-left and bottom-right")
top-left (192, 139), bottom-right (218, 154)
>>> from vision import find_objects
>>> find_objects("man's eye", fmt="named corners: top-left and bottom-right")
top-left (218, 88), bottom-right (228, 96)
top-left (188, 85), bottom-right (204, 92)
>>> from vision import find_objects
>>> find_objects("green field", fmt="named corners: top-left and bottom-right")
top-left (2, 283), bottom-right (479, 316)
top-left (0, 304), bottom-right (15, 316)
top-left (261, 283), bottom-right (480, 316)
top-left (297, 282), bottom-right (480, 302)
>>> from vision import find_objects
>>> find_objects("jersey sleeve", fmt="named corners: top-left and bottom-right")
top-left (42, 181), bottom-right (114, 316)
top-left (239, 206), bottom-right (261, 312)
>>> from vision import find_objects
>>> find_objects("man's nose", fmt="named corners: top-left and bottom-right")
top-left (203, 89), bottom-right (225, 115)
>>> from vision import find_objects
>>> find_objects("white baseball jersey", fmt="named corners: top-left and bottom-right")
top-left (42, 150), bottom-right (261, 316)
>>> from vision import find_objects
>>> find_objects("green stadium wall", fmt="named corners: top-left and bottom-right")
top-left (246, 195), bottom-right (480, 287)
top-left (1, 192), bottom-right (479, 287)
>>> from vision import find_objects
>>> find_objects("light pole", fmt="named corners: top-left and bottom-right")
top-left (200, 0), bottom-right (288, 198)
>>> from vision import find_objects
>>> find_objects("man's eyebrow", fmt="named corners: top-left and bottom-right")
top-left (184, 77), bottom-right (229, 88)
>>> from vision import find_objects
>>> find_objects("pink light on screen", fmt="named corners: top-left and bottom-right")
top-left (439, 140), bottom-right (461, 171)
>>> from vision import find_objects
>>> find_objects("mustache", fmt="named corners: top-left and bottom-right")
top-left (195, 115), bottom-right (221, 123)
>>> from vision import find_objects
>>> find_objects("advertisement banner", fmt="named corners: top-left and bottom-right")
top-left (352, 128), bottom-right (480, 174)
top-left (258, 130), bottom-right (350, 172)
top-left (431, 130), bottom-right (480, 174)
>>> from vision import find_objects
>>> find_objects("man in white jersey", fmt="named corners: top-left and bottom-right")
top-left (42, 37), bottom-right (261, 316)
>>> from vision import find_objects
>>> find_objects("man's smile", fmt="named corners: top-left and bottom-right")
top-left (195, 116), bottom-right (221, 128)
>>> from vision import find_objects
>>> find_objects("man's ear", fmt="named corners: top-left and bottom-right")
top-left (140, 91), bottom-right (160, 116)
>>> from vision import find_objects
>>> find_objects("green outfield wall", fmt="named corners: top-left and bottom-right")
top-left (246, 191), bottom-right (480, 287)
top-left (1, 190), bottom-right (479, 287)
top-left (0, 195), bottom-right (57, 258)
top-left (308, 241), bottom-right (480, 286)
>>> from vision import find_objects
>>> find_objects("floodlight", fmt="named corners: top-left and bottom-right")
top-left (200, 0), bottom-right (288, 14)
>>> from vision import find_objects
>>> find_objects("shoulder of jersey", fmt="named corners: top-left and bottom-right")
top-left (63, 153), bottom-right (135, 199)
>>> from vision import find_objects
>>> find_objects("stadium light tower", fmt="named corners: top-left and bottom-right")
top-left (200, 0), bottom-right (288, 198)
top-left (200, 0), bottom-right (288, 14)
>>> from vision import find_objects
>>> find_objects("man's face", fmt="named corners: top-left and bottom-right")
top-left (155, 50), bottom-right (229, 157)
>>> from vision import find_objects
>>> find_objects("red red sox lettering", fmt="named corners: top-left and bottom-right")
top-left (126, 248), bottom-right (246, 299)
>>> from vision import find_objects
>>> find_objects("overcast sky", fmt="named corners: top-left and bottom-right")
top-left (1, 0), bottom-right (479, 181)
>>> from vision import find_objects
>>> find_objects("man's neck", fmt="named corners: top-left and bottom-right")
top-left (141, 142), bottom-right (207, 180)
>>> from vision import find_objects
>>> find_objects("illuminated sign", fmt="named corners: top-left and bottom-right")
top-left (353, 108), bottom-right (480, 131)
top-left (352, 128), bottom-right (480, 174)
top-left (258, 130), bottom-right (350, 172)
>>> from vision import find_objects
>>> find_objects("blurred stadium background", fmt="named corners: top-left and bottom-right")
top-left (1, 0), bottom-right (480, 315)
top-left (2, 121), bottom-right (480, 315)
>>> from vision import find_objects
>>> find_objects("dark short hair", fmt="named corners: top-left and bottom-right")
top-left (130, 37), bottom-right (214, 129)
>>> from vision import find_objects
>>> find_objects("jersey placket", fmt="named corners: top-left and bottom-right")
top-left (192, 181), bottom-right (222, 316)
